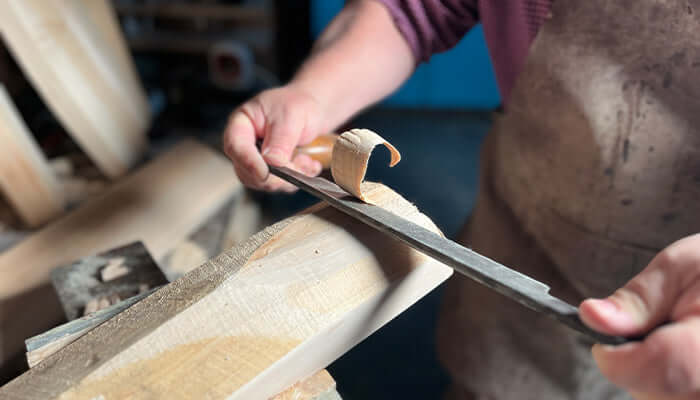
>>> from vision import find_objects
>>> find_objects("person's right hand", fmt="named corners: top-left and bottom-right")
top-left (222, 85), bottom-right (327, 192)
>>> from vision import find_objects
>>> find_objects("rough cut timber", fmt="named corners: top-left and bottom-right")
top-left (25, 294), bottom-right (340, 400)
top-left (0, 84), bottom-right (64, 227)
top-left (0, 0), bottom-right (150, 178)
top-left (0, 183), bottom-right (451, 399)
top-left (0, 139), bottom-right (241, 371)
top-left (25, 290), bottom-right (153, 369)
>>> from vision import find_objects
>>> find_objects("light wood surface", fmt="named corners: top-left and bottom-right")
top-left (26, 294), bottom-right (339, 400)
top-left (0, 182), bottom-right (451, 399)
top-left (0, 139), bottom-right (241, 369)
top-left (0, 85), bottom-right (64, 227)
top-left (0, 0), bottom-right (150, 178)
top-left (80, 0), bottom-right (150, 123)
top-left (25, 290), bottom-right (152, 368)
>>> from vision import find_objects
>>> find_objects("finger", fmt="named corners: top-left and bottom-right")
top-left (579, 235), bottom-right (700, 336)
top-left (263, 175), bottom-right (298, 193)
top-left (232, 159), bottom-right (263, 190)
top-left (291, 153), bottom-right (323, 177)
top-left (260, 110), bottom-right (306, 167)
top-left (592, 316), bottom-right (700, 395)
top-left (224, 111), bottom-right (268, 182)
top-left (233, 158), bottom-right (296, 192)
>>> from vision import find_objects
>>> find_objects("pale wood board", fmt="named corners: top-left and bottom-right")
top-left (79, 0), bottom-right (150, 123)
top-left (26, 294), bottom-right (339, 400)
top-left (0, 0), bottom-right (149, 178)
top-left (25, 290), bottom-right (152, 368)
top-left (0, 183), bottom-right (451, 399)
top-left (0, 84), bottom-right (64, 227)
top-left (0, 139), bottom-right (241, 369)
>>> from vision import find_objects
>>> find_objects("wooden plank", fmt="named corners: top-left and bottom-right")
top-left (0, 84), bottom-right (64, 227)
top-left (25, 290), bottom-right (153, 368)
top-left (0, 182), bottom-right (451, 399)
top-left (26, 295), bottom-right (340, 400)
top-left (0, 0), bottom-right (150, 178)
top-left (0, 139), bottom-right (241, 369)
top-left (79, 0), bottom-right (150, 124)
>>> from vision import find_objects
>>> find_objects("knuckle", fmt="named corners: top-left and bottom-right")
top-left (240, 154), bottom-right (256, 170)
top-left (658, 239), bottom-right (700, 270)
top-left (646, 330), bottom-right (700, 394)
top-left (655, 247), bottom-right (683, 271)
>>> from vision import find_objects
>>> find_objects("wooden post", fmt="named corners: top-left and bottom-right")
top-left (0, 140), bottom-right (241, 370)
top-left (0, 85), bottom-right (65, 227)
top-left (0, 183), bottom-right (451, 399)
top-left (0, 0), bottom-right (150, 178)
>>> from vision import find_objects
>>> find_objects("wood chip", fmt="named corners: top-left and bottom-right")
top-left (100, 257), bottom-right (129, 282)
top-left (330, 129), bottom-right (401, 203)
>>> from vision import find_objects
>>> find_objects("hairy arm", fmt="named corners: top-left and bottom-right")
top-left (289, 0), bottom-right (416, 129)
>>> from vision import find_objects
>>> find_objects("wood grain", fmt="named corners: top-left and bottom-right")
top-left (0, 139), bottom-right (241, 369)
top-left (0, 0), bottom-right (150, 178)
top-left (26, 296), bottom-right (338, 400)
top-left (0, 84), bottom-right (64, 227)
top-left (0, 183), bottom-right (451, 399)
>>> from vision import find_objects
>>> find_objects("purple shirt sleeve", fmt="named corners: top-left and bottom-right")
top-left (375, 0), bottom-right (479, 62)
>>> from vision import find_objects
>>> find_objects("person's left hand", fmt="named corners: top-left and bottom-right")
top-left (579, 234), bottom-right (700, 400)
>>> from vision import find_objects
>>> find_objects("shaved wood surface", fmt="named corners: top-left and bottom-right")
top-left (0, 140), bottom-right (241, 369)
top-left (0, 85), bottom-right (64, 227)
top-left (0, 0), bottom-right (150, 178)
top-left (0, 182), bottom-right (451, 399)
top-left (26, 295), bottom-right (339, 400)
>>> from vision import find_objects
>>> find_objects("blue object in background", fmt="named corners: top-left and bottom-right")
top-left (310, 0), bottom-right (502, 109)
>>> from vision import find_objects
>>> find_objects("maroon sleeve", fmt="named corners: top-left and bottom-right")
top-left (374, 0), bottom-right (479, 62)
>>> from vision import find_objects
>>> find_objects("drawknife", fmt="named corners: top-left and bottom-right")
top-left (269, 165), bottom-right (631, 346)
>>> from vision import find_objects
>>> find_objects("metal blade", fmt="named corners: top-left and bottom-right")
top-left (271, 166), bottom-right (628, 345)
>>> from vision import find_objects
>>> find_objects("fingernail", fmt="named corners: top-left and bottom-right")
top-left (590, 299), bottom-right (637, 325)
top-left (262, 148), bottom-right (287, 166)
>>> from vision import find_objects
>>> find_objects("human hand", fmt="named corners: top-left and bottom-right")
top-left (579, 234), bottom-right (700, 399)
top-left (222, 85), bottom-right (327, 192)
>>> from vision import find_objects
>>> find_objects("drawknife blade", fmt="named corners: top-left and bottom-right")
top-left (270, 166), bottom-right (628, 345)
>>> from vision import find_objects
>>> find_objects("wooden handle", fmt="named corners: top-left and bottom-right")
top-left (293, 134), bottom-right (337, 169)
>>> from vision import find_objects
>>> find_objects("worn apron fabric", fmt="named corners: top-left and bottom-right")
top-left (437, 0), bottom-right (700, 399)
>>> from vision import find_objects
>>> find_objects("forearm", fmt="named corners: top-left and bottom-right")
top-left (288, 0), bottom-right (415, 130)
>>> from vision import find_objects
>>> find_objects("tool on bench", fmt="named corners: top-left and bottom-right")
top-left (26, 241), bottom-right (168, 367)
top-left (269, 135), bottom-right (631, 346)
top-left (50, 241), bottom-right (168, 320)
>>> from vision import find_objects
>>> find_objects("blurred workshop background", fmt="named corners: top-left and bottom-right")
top-left (0, 0), bottom-right (500, 398)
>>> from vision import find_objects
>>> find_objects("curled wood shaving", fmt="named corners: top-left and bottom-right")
top-left (331, 129), bottom-right (401, 202)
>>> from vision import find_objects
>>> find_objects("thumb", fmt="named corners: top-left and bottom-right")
top-left (580, 251), bottom-right (681, 336)
top-left (260, 113), bottom-right (306, 167)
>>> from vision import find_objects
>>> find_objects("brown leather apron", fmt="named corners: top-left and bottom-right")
top-left (437, 1), bottom-right (700, 399)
